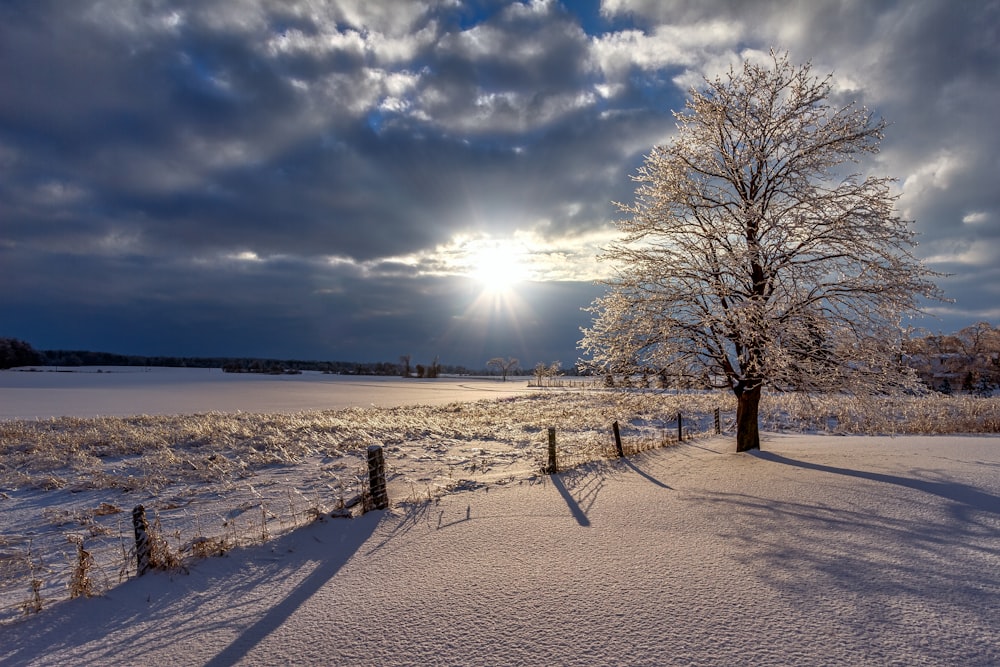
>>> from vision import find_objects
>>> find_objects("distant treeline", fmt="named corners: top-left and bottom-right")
top-left (0, 337), bottom-right (475, 375)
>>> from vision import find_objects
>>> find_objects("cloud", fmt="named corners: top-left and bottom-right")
top-left (963, 212), bottom-right (990, 226)
top-left (1, 0), bottom-right (997, 364)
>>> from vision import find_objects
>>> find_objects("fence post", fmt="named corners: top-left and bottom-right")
top-left (132, 505), bottom-right (151, 576)
top-left (714, 407), bottom-right (721, 434)
top-left (546, 427), bottom-right (557, 474)
top-left (612, 421), bottom-right (624, 457)
top-left (677, 412), bottom-right (683, 442)
top-left (367, 445), bottom-right (389, 510)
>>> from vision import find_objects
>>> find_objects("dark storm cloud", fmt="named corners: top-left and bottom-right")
top-left (2, 0), bottom-right (997, 366)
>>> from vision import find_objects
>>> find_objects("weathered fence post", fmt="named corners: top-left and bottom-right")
top-left (367, 445), bottom-right (389, 510)
top-left (132, 505), bottom-right (151, 576)
top-left (612, 421), bottom-right (624, 457)
top-left (677, 412), bottom-right (683, 442)
top-left (546, 427), bottom-right (557, 474)
top-left (714, 408), bottom-right (721, 434)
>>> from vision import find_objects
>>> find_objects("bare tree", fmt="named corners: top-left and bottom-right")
top-left (487, 356), bottom-right (520, 381)
top-left (532, 361), bottom-right (562, 386)
top-left (399, 354), bottom-right (411, 378)
top-left (580, 51), bottom-right (943, 452)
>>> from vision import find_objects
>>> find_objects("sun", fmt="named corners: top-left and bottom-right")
top-left (466, 240), bottom-right (531, 293)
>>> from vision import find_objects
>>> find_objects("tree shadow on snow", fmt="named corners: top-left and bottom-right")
top-left (680, 449), bottom-right (1000, 661)
top-left (751, 450), bottom-right (1000, 517)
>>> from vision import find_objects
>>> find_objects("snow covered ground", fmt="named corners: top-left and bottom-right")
top-left (1, 368), bottom-right (683, 629)
top-left (0, 367), bottom-right (538, 420)
top-left (1, 368), bottom-right (998, 665)
top-left (2, 433), bottom-right (998, 666)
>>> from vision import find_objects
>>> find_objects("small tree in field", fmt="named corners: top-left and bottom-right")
top-left (533, 361), bottom-right (562, 386)
top-left (580, 51), bottom-right (943, 452)
top-left (487, 356), bottom-right (519, 381)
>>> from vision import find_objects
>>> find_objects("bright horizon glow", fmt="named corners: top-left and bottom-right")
top-left (465, 239), bottom-right (532, 294)
top-left (440, 235), bottom-right (535, 360)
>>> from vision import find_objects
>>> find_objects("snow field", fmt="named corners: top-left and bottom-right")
top-left (2, 433), bottom-right (998, 666)
top-left (1, 369), bottom-right (999, 664)
top-left (0, 386), bottom-right (723, 624)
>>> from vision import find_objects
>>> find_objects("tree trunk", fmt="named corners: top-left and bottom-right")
top-left (735, 382), bottom-right (762, 452)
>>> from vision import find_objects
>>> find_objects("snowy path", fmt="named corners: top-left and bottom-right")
top-left (3, 434), bottom-right (999, 666)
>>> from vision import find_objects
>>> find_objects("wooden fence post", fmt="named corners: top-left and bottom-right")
top-left (132, 505), bottom-right (151, 576)
top-left (677, 412), bottom-right (683, 442)
top-left (714, 408), bottom-right (721, 434)
top-left (367, 445), bottom-right (389, 510)
top-left (612, 421), bottom-right (624, 457)
top-left (546, 427), bottom-right (557, 474)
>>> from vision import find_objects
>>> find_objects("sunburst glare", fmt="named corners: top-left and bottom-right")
top-left (464, 238), bottom-right (532, 294)
top-left (432, 235), bottom-right (536, 359)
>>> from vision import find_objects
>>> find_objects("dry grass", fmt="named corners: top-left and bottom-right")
top-left (759, 392), bottom-right (1000, 434)
top-left (67, 535), bottom-right (97, 599)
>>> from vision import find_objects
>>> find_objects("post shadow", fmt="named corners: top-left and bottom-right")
top-left (620, 458), bottom-right (673, 489)
top-left (204, 514), bottom-right (382, 667)
top-left (550, 474), bottom-right (591, 527)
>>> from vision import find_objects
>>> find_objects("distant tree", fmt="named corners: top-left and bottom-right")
top-left (0, 338), bottom-right (42, 369)
top-left (487, 356), bottom-right (520, 381)
top-left (532, 361), bottom-right (561, 386)
top-left (974, 374), bottom-right (995, 397)
top-left (580, 52), bottom-right (943, 452)
top-left (399, 354), bottom-right (412, 378)
top-left (904, 322), bottom-right (1000, 393)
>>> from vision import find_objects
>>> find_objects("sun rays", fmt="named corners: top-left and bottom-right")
top-left (463, 238), bottom-right (532, 295)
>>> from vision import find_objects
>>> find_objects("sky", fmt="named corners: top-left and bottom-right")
top-left (1, 0), bottom-right (998, 369)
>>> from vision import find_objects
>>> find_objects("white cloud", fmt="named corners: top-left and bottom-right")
top-left (590, 22), bottom-right (741, 77)
top-left (321, 0), bottom-right (440, 37)
top-left (264, 19), bottom-right (439, 66)
top-left (266, 27), bottom-right (366, 59)
top-left (96, 228), bottom-right (143, 255)
top-left (35, 181), bottom-right (87, 205)
top-left (365, 21), bottom-right (441, 63)
top-left (902, 152), bottom-right (964, 193)
top-left (84, 0), bottom-right (188, 36)
top-left (423, 88), bottom-right (595, 134)
top-left (962, 211), bottom-right (990, 225)
top-left (923, 240), bottom-right (998, 268)
top-left (588, 21), bottom-right (745, 101)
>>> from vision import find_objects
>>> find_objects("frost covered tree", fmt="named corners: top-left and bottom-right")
top-left (580, 52), bottom-right (942, 452)
top-left (533, 361), bottom-right (562, 386)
